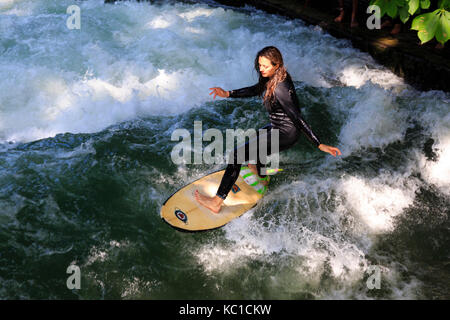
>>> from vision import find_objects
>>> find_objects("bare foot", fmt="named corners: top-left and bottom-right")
top-left (247, 164), bottom-right (269, 186)
top-left (351, 20), bottom-right (359, 28)
top-left (390, 23), bottom-right (401, 35)
top-left (334, 10), bottom-right (344, 23)
top-left (381, 20), bottom-right (392, 29)
top-left (194, 190), bottom-right (223, 213)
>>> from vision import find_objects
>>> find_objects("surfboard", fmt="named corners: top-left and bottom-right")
top-left (160, 166), bottom-right (280, 232)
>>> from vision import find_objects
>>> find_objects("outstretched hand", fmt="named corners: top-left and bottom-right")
top-left (318, 144), bottom-right (342, 157)
top-left (209, 87), bottom-right (229, 100)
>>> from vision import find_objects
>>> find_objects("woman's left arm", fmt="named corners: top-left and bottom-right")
top-left (275, 83), bottom-right (341, 157)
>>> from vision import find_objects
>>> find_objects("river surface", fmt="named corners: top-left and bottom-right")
top-left (0, 0), bottom-right (449, 299)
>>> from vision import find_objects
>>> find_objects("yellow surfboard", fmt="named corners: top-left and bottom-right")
top-left (160, 167), bottom-right (279, 232)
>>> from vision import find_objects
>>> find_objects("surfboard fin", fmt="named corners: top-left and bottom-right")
top-left (264, 168), bottom-right (283, 175)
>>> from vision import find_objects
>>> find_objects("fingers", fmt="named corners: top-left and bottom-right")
top-left (209, 87), bottom-right (220, 99)
top-left (331, 147), bottom-right (342, 157)
top-left (330, 148), bottom-right (336, 157)
top-left (331, 147), bottom-right (341, 156)
top-left (323, 145), bottom-right (342, 157)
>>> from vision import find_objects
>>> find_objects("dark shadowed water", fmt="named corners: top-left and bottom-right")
top-left (0, 0), bottom-right (448, 299)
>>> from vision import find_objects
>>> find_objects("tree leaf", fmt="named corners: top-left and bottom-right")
top-left (420, 0), bottom-right (431, 9)
top-left (399, 5), bottom-right (411, 23)
top-left (412, 10), bottom-right (440, 43)
top-left (439, 0), bottom-right (450, 10)
top-left (409, 0), bottom-right (420, 15)
top-left (435, 10), bottom-right (450, 44)
top-left (411, 13), bottom-right (426, 30)
top-left (387, 0), bottom-right (399, 17)
top-left (371, 0), bottom-right (386, 17)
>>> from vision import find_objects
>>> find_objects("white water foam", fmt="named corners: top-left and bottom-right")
top-left (421, 136), bottom-right (450, 196)
top-left (336, 172), bottom-right (418, 234)
top-left (338, 85), bottom-right (409, 155)
top-left (194, 168), bottom-right (421, 298)
top-left (416, 92), bottom-right (450, 196)
top-left (1, 0), bottom-right (411, 143)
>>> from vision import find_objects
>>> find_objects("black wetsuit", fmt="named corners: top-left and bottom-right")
top-left (216, 73), bottom-right (321, 200)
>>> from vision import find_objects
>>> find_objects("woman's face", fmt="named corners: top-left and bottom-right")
top-left (258, 56), bottom-right (278, 78)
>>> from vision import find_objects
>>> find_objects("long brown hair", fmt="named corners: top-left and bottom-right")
top-left (254, 46), bottom-right (287, 103)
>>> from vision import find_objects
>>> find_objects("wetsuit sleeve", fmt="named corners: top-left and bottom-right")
top-left (229, 83), bottom-right (262, 98)
top-left (275, 82), bottom-right (322, 147)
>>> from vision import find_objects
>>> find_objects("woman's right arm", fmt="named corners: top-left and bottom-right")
top-left (209, 83), bottom-right (262, 99)
top-left (228, 83), bottom-right (262, 98)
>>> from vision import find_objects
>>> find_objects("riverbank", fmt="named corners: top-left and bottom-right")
top-left (214, 0), bottom-right (450, 92)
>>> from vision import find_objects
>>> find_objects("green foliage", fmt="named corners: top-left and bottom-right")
top-left (370, 0), bottom-right (406, 18)
top-left (411, 8), bottom-right (450, 44)
top-left (369, 0), bottom-right (450, 44)
top-left (399, 4), bottom-right (411, 22)
top-left (439, 0), bottom-right (450, 10)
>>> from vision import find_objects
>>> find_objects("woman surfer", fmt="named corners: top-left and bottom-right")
top-left (195, 46), bottom-right (341, 213)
